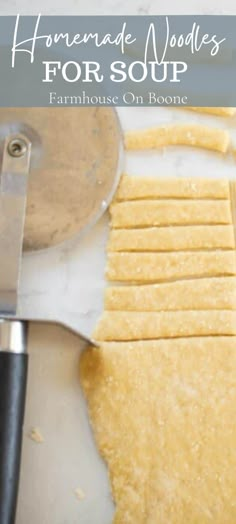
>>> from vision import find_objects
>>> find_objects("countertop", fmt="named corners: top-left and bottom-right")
top-left (2, 0), bottom-right (236, 15)
top-left (1, 2), bottom-right (236, 523)
top-left (12, 105), bottom-right (236, 524)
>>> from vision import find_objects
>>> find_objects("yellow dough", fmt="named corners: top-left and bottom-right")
top-left (188, 107), bottom-right (236, 117)
top-left (105, 277), bottom-right (236, 311)
top-left (82, 175), bottom-right (236, 522)
top-left (107, 225), bottom-right (235, 252)
top-left (125, 124), bottom-right (230, 153)
top-left (93, 310), bottom-right (236, 340)
top-left (80, 337), bottom-right (236, 524)
top-left (110, 200), bottom-right (232, 228)
top-left (115, 175), bottom-right (230, 201)
top-left (107, 251), bottom-right (236, 282)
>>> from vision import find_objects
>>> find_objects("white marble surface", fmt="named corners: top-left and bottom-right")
top-left (1, 2), bottom-right (235, 524)
top-left (14, 105), bottom-right (236, 524)
top-left (1, 0), bottom-right (236, 15)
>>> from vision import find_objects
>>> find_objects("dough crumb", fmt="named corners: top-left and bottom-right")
top-left (75, 487), bottom-right (85, 500)
top-left (28, 427), bottom-right (44, 444)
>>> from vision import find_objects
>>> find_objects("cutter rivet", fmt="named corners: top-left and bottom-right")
top-left (7, 138), bottom-right (27, 158)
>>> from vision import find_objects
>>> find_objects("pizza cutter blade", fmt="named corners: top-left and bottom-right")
top-left (0, 107), bottom-right (123, 524)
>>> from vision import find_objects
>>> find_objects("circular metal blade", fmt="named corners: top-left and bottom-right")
top-left (0, 108), bottom-right (123, 251)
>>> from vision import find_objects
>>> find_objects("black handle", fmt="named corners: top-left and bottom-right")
top-left (0, 351), bottom-right (28, 524)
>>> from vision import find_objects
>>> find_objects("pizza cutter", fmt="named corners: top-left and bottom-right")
top-left (0, 107), bottom-right (123, 524)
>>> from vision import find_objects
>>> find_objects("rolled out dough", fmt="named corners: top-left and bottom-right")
top-left (115, 176), bottom-right (230, 201)
top-left (106, 251), bottom-right (236, 282)
top-left (80, 337), bottom-right (236, 524)
top-left (82, 174), bottom-right (236, 523)
top-left (107, 225), bottom-right (235, 252)
top-left (125, 124), bottom-right (230, 153)
top-left (105, 277), bottom-right (236, 311)
top-left (93, 310), bottom-right (236, 341)
top-left (110, 200), bottom-right (232, 228)
top-left (188, 107), bottom-right (236, 117)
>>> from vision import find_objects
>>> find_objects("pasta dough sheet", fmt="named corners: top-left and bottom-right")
top-left (93, 310), bottom-right (236, 341)
top-left (107, 225), bottom-right (235, 252)
top-left (110, 200), bottom-right (232, 228)
top-left (115, 175), bottom-right (230, 201)
top-left (125, 124), bottom-right (230, 153)
top-left (107, 251), bottom-right (236, 282)
top-left (80, 337), bottom-right (236, 524)
top-left (105, 277), bottom-right (236, 311)
top-left (188, 106), bottom-right (236, 117)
